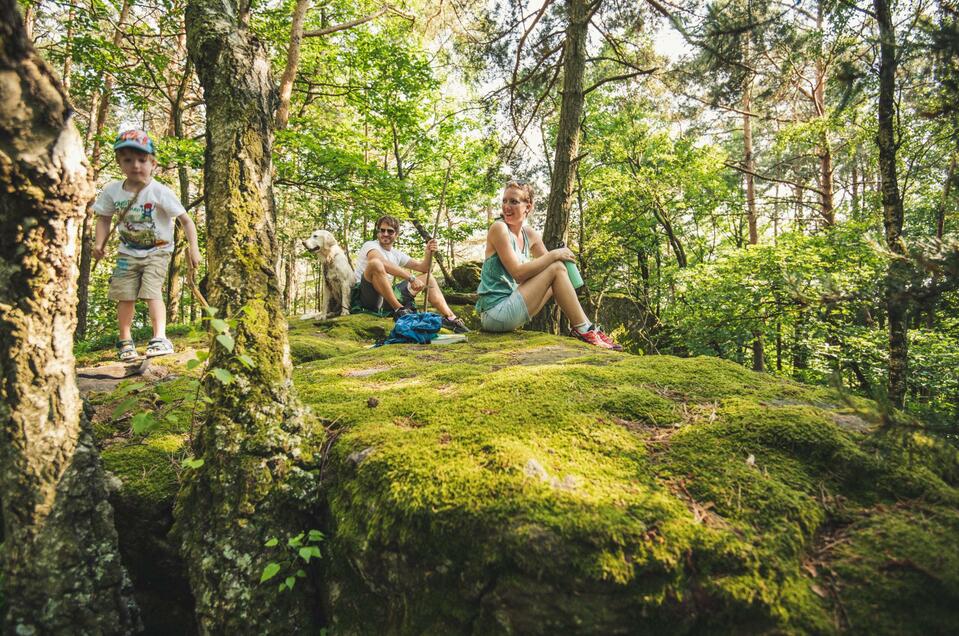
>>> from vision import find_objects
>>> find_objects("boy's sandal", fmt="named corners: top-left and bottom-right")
top-left (116, 339), bottom-right (138, 362)
top-left (145, 337), bottom-right (175, 358)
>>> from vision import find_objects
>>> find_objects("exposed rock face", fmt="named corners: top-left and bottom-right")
top-left (451, 260), bottom-right (483, 292)
top-left (85, 314), bottom-right (959, 634)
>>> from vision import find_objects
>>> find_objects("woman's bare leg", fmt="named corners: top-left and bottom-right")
top-left (518, 261), bottom-right (588, 325)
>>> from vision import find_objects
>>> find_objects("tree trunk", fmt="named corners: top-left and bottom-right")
top-left (743, 51), bottom-right (764, 371)
top-left (275, 0), bottom-right (311, 130)
top-left (166, 56), bottom-right (194, 322)
top-left (0, 4), bottom-right (139, 631)
top-left (76, 0), bottom-right (133, 340)
top-left (937, 154), bottom-right (955, 239)
top-left (875, 0), bottom-right (908, 409)
top-left (814, 0), bottom-right (835, 226)
top-left (179, 0), bottom-right (320, 631)
top-left (531, 0), bottom-right (590, 333)
top-left (541, 0), bottom-right (588, 252)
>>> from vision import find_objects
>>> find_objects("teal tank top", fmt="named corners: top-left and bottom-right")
top-left (476, 221), bottom-right (530, 313)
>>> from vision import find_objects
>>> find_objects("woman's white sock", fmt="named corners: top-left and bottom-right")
top-left (573, 321), bottom-right (592, 334)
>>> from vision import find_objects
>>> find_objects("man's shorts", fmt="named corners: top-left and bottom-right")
top-left (479, 289), bottom-right (530, 332)
top-left (355, 277), bottom-right (416, 312)
top-left (108, 251), bottom-right (172, 301)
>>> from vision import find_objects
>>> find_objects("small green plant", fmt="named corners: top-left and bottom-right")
top-left (259, 529), bottom-right (325, 592)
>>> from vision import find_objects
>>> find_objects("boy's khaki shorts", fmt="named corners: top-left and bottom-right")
top-left (108, 251), bottom-right (172, 301)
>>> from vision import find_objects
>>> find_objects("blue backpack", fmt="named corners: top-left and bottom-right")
top-left (379, 312), bottom-right (442, 345)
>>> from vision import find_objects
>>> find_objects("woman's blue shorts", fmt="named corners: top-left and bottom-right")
top-left (479, 289), bottom-right (531, 332)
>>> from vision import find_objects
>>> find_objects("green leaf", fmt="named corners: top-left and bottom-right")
top-left (237, 354), bottom-right (255, 369)
top-left (131, 412), bottom-right (157, 435)
top-left (203, 306), bottom-right (218, 318)
top-left (216, 333), bottom-right (235, 352)
top-left (211, 368), bottom-right (234, 384)
top-left (288, 532), bottom-right (305, 548)
top-left (210, 318), bottom-right (229, 334)
top-left (186, 358), bottom-right (202, 370)
top-left (200, 395), bottom-right (214, 404)
top-left (187, 379), bottom-right (201, 390)
top-left (164, 413), bottom-right (179, 423)
top-left (259, 562), bottom-right (281, 583)
top-left (308, 529), bottom-right (325, 542)
top-left (265, 537), bottom-right (279, 548)
top-left (285, 576), bottom-right (296, 590)
top-left (298, 545), bottom-right (321, 563)
top-left (295, 569), bottom-right (306, 578)
top-left (196, 350), bottom-right (209, 362)
top-left (182, 458), bottom-right (204, 469)
top-left (111, 396), bottom-right (138, 420)
top-left (118, 381), bottom-right (146, 396)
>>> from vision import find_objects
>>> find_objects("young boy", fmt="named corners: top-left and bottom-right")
top-left (92, 130), bottom-right (201, 361)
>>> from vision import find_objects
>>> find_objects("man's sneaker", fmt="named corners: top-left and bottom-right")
top-left (441, 316), bottom-right (471, 334)
top-left (571, 326), bottom-right (616, 349)
top-left (392, 306), bottom-right (415, 321)
top-left (592, 326), bottom-right (623, 351)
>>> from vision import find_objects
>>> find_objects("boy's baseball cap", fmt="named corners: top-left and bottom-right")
top-left (113, 129), bottom-right (155, 154)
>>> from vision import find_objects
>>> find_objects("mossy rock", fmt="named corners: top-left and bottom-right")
top-left (86, 364), bottom-right (202, 634)
top-left (76, 313), bottom-right (959, 634)
top-left (290, 316), bottom-right (959, 634)
top-left (450, 260), bottom-right (483, 292)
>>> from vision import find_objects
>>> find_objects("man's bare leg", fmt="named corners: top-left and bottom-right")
top-left (363, 259), bottom-right (402, 311)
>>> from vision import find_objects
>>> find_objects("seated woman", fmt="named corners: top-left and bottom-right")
top-left (475, 181), bottom-right (622, 350)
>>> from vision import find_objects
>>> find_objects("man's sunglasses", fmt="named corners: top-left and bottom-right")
top-left (378, 227), bottom-right (396, 235)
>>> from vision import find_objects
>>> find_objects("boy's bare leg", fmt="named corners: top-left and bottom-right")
top-left (519, 262), bottom-right (588, 324)
top-left (364, 260), bottom-right (402, 311)
top-left (118, 300), bottom-right (135, 341)
top-left (147, 298), bottom-right (167, 339)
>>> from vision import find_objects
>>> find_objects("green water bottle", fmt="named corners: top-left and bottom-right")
top-left (558, 242), bottom-right (584, 289)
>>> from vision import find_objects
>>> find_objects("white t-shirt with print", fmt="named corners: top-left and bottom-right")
top-left (353, 240), bottom-right (411, 283)
top-left (93, 180), bottom-right (186, 257)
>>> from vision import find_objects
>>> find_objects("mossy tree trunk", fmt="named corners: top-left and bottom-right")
top-left (0, 2), bottom-right (139, 632)
top-left (179, 0), bottom-right (320, 631)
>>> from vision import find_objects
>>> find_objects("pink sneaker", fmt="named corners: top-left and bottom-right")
top-left (593, 328), bottom-right (623, 351)
top-left (571, 327), bottom-right (616, 349)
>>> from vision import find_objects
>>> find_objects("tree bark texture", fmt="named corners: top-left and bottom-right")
top-left (180, 1), bottom-right (320, 631)
top-left (275, 0), bottom-right (310, 131)
top-left (75, 0), bottom-right (133, 339)
top-left (541, 0), bottom-right (588, 252)
top-left (0, 3), bottom-right (139, 632)
top-left (742, 60), bottom-right (764, 371)
top-left (874, 0), bottom-right (908, 408)
top-left (814, 0), bottom-right (835, 226)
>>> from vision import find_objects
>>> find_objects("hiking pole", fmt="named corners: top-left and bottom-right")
top-left (420, 205), bottom-right (443, 313)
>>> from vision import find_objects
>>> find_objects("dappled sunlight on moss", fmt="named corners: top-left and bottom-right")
top-left (77, 312), bottom-right (959, 634)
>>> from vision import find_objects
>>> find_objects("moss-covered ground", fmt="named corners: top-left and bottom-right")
top-left (80, 310), bottom-right (959, 634)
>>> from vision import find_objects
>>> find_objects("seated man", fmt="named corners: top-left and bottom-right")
top-left (354, 215), bottom-right (469, 334)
